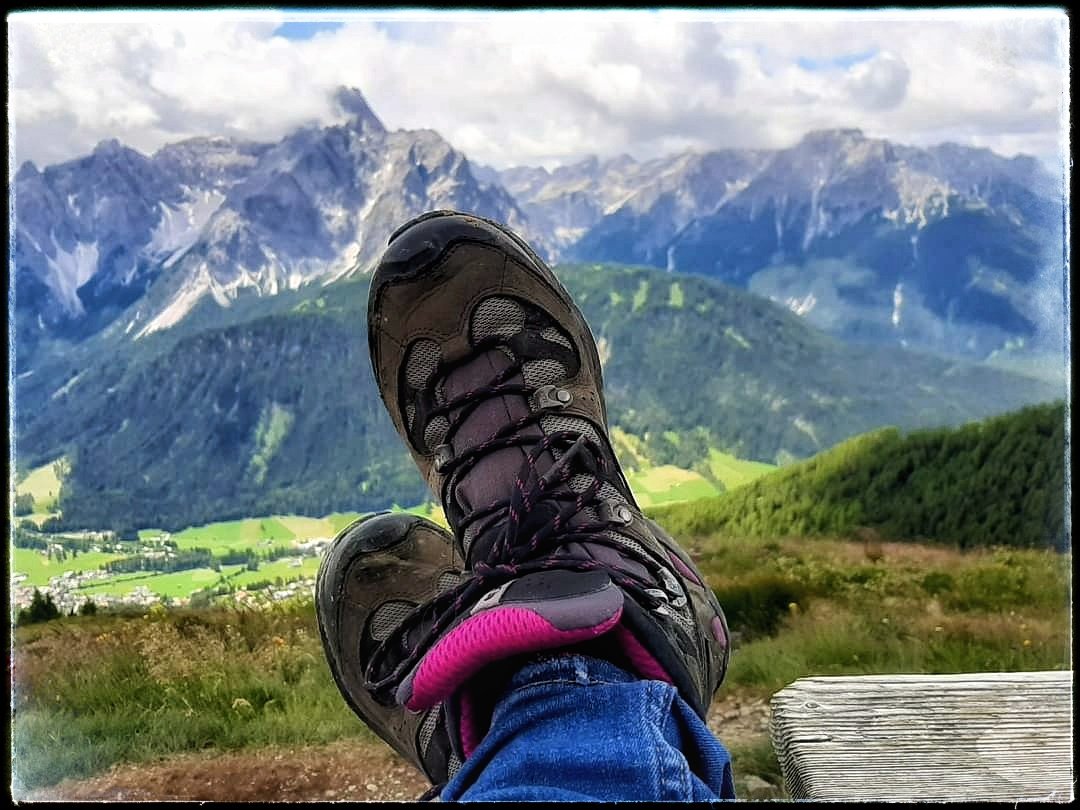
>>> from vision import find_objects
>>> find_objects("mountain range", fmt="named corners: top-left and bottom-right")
top-left (13, 87), bottom-right (1066, 369)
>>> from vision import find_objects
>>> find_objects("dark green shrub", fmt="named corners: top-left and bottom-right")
top-left (713, 575), bottom-right (807, 640)
top-left (17, 589), bottom-right (61, 626)
top-left (920, 571), bottom-right (955, 596)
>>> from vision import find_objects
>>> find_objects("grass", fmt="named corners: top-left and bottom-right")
top-left (729, 738), bottom-right (784, 796)
top-left (15, 460), bottom-right (65, 512)
top-left (16, 511), bottom-right (383, 602)
top-left (13, 548), bottom-right (126, 588)
top-left (610, 426), bottom-right (651, 470)
top-left (11, 531), bottom-right (1070, 793)
top-left (325, 512), bottom-right (366, 533)
top-left (275, 515), bottom-right (342, 539)
top-left (172, 518), bottom-right (296, 553)
top-left (76, 567), bottom-right (228, 599)
top-left (226, 558), bottom-right (321, 590)
top-left (11, 603), bottom-right (375, 792)
top-left (704, 449), bottom-right (776, 490)
top-left (690, 535), bottom-right (1070, 694)
top-left (627, 465), bottom-right (720, 508)
top-left (248, 403), bottom-right (295, 485)
top-left (59, 558), bottom-right (320, 600)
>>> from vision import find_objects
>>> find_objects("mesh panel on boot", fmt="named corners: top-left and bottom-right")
top-left (406, 339), bottom-right (442, 388)
top-left (424, 416), bottom-right (451, 450)
top-left (462, 521), bottom-right (483, 552)
top-left (437, 571), bottom-right (460, 593)
top-left (541, 326), bottom-right (572, 349)
top-left (471, 297), bottom-right (525, 341)
top-left (370, 600), bottom-right (417, 641)
top-left (522, 358), bottom-right (565, 387)
top-left (603, 528), bottom-right (649, 560)
top-left (418, 708), bottom-right (440, 756)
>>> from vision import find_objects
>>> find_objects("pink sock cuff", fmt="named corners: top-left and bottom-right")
top-left (401, 605), bottom-right (623, 711)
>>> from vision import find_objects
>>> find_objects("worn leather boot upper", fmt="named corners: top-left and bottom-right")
top-left (365, 210), bottom-right (730, 757)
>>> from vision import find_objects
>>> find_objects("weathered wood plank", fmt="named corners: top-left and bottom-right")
top-left (769, 671), bottom-right (1073, 802)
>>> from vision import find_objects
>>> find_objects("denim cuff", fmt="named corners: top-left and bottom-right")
top-left (507, 652), bottom-right (639, 692)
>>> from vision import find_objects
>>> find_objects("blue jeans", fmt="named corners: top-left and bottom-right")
top-left (440, 654), bottom-right (736, 801)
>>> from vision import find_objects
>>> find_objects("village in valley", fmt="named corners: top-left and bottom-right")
top-left (11, 517), bottom-right (336, 616)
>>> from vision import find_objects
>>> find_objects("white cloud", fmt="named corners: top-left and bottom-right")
top-left (846, 52), bottom-right (910, 111)
top-left (6, 9), bottom-right (1069, 172)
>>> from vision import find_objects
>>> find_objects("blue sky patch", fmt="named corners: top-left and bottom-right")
top-left (797, 49), bottom-right (877, 72)
top-left (273, 21), bottom-right (345, 40)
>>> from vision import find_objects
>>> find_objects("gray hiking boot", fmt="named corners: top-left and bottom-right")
top-left (365, 210), bottom-right (730, 755)
top-left (315, 512), bottom-right (463, 785)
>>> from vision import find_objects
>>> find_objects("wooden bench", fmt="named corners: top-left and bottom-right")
top-left (769, 671), bottom-right (1073, 802)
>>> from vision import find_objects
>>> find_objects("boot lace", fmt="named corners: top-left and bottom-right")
top-left (364, 337), bottom-right (672, 701)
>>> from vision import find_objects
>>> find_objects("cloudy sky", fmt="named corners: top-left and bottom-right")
top-left (7, 9), bottom-right (1070, 172)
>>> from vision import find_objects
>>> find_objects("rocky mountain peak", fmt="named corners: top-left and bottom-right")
top-left (15, 161), bottom-right (39, 181)
top-left (91, 138), bottom-right (134, 158)
top-left (799, 128), bottom-right (866, 145)
top-left (334, 86), bottom-right (386, 136)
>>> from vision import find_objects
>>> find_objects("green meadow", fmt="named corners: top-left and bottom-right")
top-left (15, 460), bottom-right (65, 512)
top-left (13, 548), bottom-right (126, 588)
top-left (16, 510), bottom-right (401, 601)
top-left (226, 557), bottom-right (322, 589)
top-left (704, 449), bottom-right (777, 490)
top-left (171, 517), bottom-right (298, 553)
top-left (76, 567), bottom-right (230, 599)
top-left (627, 465), bottom-right (720, 508)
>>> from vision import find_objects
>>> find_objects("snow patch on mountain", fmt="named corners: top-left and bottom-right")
top-left (885, 166), bottom-right (951, 227)
top-left (323, 240), bottom-right (364, 283)
top-left (51, 371), bottom-right (84, 400)
top-left (137, 266), bottom-right (211, 338)
top-left (43, 239), bottom-right (99, 315)
top-left (149, 188), bottom-right (226, 266)
top-left (892, 283), bottom-right (905, 327)
top-left (786, 292), bottom-right (818, 317)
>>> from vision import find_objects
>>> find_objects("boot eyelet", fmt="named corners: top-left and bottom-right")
top-left (530, 384), bottom-right (573, 411)
top-left (433, 444), bottom-right (454, 472)
top-left (598, 499), bottom-right (634, 525)
top-left (660, 567), bottom-right (681, 595)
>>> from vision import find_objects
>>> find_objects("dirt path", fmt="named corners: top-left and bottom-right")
top-left (21, 740), bottom-right (431, 802)
top-left (22, 696), bottom-right (773, 802)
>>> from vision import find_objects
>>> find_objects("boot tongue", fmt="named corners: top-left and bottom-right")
top-left (440, 349), bottom-right (550, 548)
top-left (437, 347), bottom-right (618, 561)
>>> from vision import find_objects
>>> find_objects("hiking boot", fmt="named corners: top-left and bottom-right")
top-left (366, 210), bottom-right (730, 754)
top-left (315, 512), bottom-right (463, 785)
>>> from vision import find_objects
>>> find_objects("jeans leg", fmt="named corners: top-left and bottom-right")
top-left (440, 654), bottom-right (736, 802)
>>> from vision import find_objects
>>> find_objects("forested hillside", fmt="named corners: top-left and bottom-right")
top-left (16, 265), bottom-right (1062, 531)
top-left (651, 401), bottom-right (1067, 550)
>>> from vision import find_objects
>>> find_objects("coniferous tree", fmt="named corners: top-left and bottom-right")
top-left (18, 589), bottom-right (61, 625)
